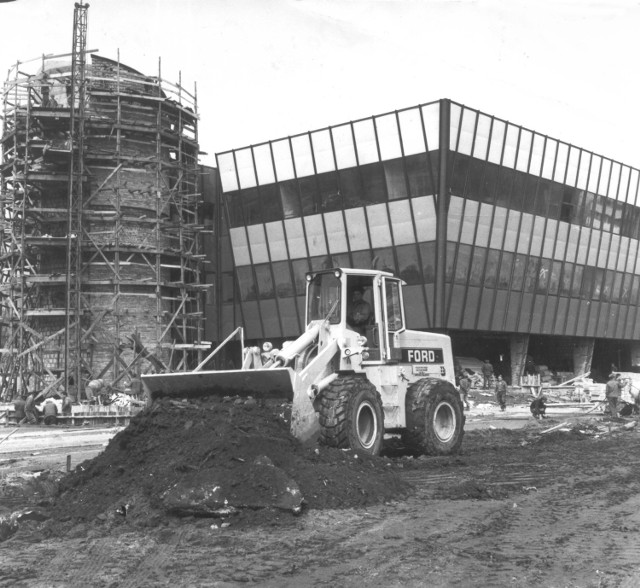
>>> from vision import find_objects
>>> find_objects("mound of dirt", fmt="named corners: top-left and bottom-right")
top-left (49, 396), bottom-right (412, 529)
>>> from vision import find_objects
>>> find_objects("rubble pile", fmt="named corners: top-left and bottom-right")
top-left (49, 395), bottom-right (411, 529)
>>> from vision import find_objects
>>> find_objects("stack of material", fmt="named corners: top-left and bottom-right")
top-left (538, 365), bottom-right (554, 384)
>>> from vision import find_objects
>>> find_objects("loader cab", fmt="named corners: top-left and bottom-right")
top-left (306, 268), bottom-right (406, 362)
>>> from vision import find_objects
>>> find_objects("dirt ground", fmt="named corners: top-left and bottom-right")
top-left (2, 394), bottom-right (640, 587)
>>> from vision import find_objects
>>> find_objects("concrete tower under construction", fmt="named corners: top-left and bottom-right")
top-left (0, 9), bottom-right (206, 399)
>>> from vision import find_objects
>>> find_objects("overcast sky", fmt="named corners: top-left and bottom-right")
top-left (1, 0), bottom-right (639, 169)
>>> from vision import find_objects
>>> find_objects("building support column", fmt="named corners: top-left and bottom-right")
top-left (573, 337), bottom-right (594, 377)
top-left (434, 99), bottom-right (450, 329)
top-left (510, 334), bottom-right (529, 386)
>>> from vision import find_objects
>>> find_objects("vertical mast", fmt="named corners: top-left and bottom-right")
top-left (65, 1), bottom-right (89, 394)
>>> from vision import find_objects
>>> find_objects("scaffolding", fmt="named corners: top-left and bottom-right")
top-left (0, 31), bottom-right (206, 400)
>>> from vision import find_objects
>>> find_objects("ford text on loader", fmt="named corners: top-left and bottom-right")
top-left (142, 268), bottom-right (465, 456)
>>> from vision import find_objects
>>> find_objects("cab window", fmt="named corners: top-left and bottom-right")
top-left (385, 280), bottom-right (403, 331)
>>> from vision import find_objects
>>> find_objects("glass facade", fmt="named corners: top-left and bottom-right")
top-left (214, 100), bottom-right (640, 343)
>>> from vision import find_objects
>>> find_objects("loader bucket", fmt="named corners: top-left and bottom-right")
top-left (141, 368), bottom-right (297, 401)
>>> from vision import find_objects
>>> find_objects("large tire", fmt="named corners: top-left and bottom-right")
top-left (317, 375), bottom-right (384, 456)
top-left (402, 378), bottom-right (465, 456)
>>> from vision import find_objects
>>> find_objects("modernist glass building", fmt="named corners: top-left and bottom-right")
top-left (210, 99), bottom-right (640, 381)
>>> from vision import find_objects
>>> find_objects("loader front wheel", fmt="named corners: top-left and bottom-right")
top-left (317, 376), bottom-right (384, 456)
top-left (402, 378), bottom-right (465, 456)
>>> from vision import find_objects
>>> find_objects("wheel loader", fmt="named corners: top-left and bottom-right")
top-left (142, 268), bottom-right (465, 456)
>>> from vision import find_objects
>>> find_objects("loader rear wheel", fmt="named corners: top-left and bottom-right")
top-left (402, 378), bottom-right (465, 456)
top-left (317, 375), bottom-right (384, 456)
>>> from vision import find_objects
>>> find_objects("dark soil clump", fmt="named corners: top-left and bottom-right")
top-left (50, 396), bottom-right (412, 529)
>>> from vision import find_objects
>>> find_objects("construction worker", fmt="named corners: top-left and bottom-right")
top-left (20, 392), bottom-right (38, 425)
top-left (530, 395), bottom-right (547, 419)
top-left (40, 85), bottom-right (59, 109)
top-left (458, 374), bottom-right (471, 410)
top-left (495, 374), bottom-right (508, 412)
top-left (347, 288), bottom-right (372, 335)
top-left (261, 342), bottom-right (274, 366)
top-left (605, 373), bottom-right (622, 419)
top-left (482, 360), bottom-right (494, 389)
top-left (13, 395), bottom-right (26, 423)
top-left (61, 393), bottom-right (72, 416)
top-left (85, 378), bottom-right (106, 404)
top-left (42, 399), bottom-right (58, 426)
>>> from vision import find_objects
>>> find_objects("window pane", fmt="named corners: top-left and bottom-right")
top-left (571, 265), bottom-right (583, 297)
top-left (339, 167), bottom-right (364, 208)
top-left (279, 180), bottom-right (301, 218)
top-left (217, 152), bottom-right (238, 192)
top-left (247, 224), bottom-right (269, 264)
top-left (511, 254), bottom-right (526, 291)
top-left (420, 242), bottom-right (436, 283)
top-left (389, 199), bottom-right (415, 245)
top-left (384, 158), bottom-right (408, 200)
top-left (229, 227), bottom-right (250, 265)
top-left (600, 269), bottom-right (612, 301)
top-left (265, 221), bottom-right (288, 261)
top-left (344, 207), bottom-right (370, 250)
top-left (284, 217), bottom-right (308, 259)
top-left (455, 107), bottom-right (476, 156)
top-left (396, 243), bottom-right (422, 284)
top-left (291, 259), bottom-right (310, 295)
top-left (406, 153), bottom-right (435, 197)
top-left (412, 195), bottom-right (437, 242)
top-left (332, 124), bottom-right (357, 169)
top-left (581, 267), bottom-right (595, 299)
top-left (559, 263), bottom-right (573, 296)
top-left (421, 102), bottom-right (440, 150)
top-left (272, 261), bottom-right (294, 297)
top-left (372, 247), bottom-right (396, 274)
top-left (398, 108), bottom-right (426, 156)
top-left (317, 171), bottom-right (341, 212)
top-left (272, 139), bottom-right (295, 181)
top-left (298, 176), bottom-right (318, 215)
top-left (473, 114), bottom-right (491, 160)
top-left (469, 248), bottom-right (486, 286)
top-left (237, 266), bottom-right (257, 301)
top-left (324, 211), bottom-right (349, 254)
top-left (367, 203), bottom-right (392, 247)
top-left (311, 129), bottom-right (336, 174)
top-left (484, 249), bottom-right (499, 287)
top-left (253, 144), bottom-right (275, 185)
top-left (254, 264), bottom-right (274, 299)
top-left (291, 134), bottom-right (315, 177)
top-left (498, 251), bottom-right (513, 289)
top-left (235, 148), bottom-right (257, 189)
top-left (611, 271), bottom-right (623, 303)
top-left (360, 162), bottom-right (387, 203)
top-left (240, 187), bottom-right (261, 225)
top-left (304, 215), bottom-right (327, 256)
top-left (353, 119), bottom-right (379, 165)
top-left (376, 113), bottom-right (402, 161)
top-left (455, 244), bottom-right (471, 284)
top-left (225, 191), bottom-right (244, 228)
top-left (502, 124), bottom-right (520, 169)
top-left (549, 261), bottom-right (561, 295)
top-left (516, 129), bottom-right (533, 173)
top-left (488, 119), bottom-right (506, 165)
top-left (260, 184), bottom-right (281, 223)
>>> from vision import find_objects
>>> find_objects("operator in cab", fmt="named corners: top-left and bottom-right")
top-left (347, 287), bottom-right (372, 335)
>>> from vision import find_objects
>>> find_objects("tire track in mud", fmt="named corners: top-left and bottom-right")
top-left (395, 445), bottom-right (640, 586)
top-left (116, 528), bottom-right (188, 588)
top-left (401, 461), bottom-right (556, 494)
